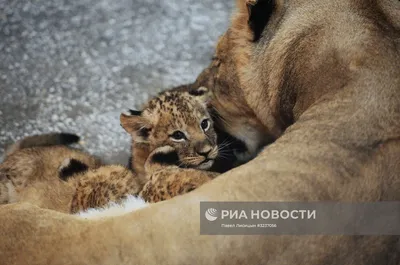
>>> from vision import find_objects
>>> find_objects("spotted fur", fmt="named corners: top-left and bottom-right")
top-left (120, 86), bottom-right (220, 183)
top-left (69, 165), bottom-right (141, 213)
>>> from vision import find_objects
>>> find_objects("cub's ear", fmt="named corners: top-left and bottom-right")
top-left (189, 86), bottom-right (209, 96)
top-left (120, 110), bottom-right (151, 143)
top-left (189, 86), bottom-right (213, 106)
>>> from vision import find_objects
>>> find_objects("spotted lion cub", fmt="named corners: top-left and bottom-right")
top-left (120, 86), bottom-right (221, 202)
top-left (121, 86), bottom-right (219, 178)
top-left (72, 86), bottom-right (222, 209)
top-left (0, 87), bottom-right (221, 214)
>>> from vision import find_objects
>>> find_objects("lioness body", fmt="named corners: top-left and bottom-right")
top-left (1, 0), bottom-right (400, 264)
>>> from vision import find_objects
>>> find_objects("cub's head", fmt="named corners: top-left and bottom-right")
top-left (120, 87), bottom-right (218, 170)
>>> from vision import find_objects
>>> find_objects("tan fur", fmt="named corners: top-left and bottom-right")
top-left (16, 180), bottom-right (76, 213)
top-left (69, 165), bottom-right (141, 213)
top-left (140, 167), bottom-right (217, 203)
top-left (139, 146), bottom-right (219, 202)
top-left (1, 0), bottom-right (400, 264)
top-left (0, 146), bottom-right (101, 206)
top-left (3, 133), bottom-right (80, 159)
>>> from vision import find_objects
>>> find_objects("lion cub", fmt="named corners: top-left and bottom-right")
top-left (120, 86), bottom-right (221, 202)
top-left (120, 86), bottom-right (219, 179)
top-left (0, 133), bottom-right (102, 212)
top-left (72, 85), bottom-right (221, 210)
top-left (0, 87), bottom-right (220, 213)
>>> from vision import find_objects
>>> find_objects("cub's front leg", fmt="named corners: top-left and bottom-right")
top-left (69, 165), bottom-right (142, 213)
top-left (140, 145), bottom-right (219, 203)
top-left (139, 167), bottom-right (219, 203)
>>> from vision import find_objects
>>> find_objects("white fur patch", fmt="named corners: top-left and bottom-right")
top-left (152, 145), bottom-right (175, 154)
top-left (59, 158), bottom-right (72, 171)
top-left (77, 195), bottom-right (148, 219)
top-left (197, 86), bottom-right (208, 93)
top-left (122, 110), bottom-right (133, 116)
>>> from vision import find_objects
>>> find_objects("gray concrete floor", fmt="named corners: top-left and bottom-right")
top-left (0, 0), bottom-right (233, 164)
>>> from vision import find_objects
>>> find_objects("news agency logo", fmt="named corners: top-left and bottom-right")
top-left (201, 202), bottom-right (400, 235)
top-left (205, 208), bottom-right (218, 221)
top-left (219, 209), bottom-right (316, 220)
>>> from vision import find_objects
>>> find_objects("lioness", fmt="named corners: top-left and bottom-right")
top-left (1, 0), bottom-right (400, 264)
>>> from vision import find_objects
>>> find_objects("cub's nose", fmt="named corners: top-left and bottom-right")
top-left (197, 147), bottom-right (212, 157)
top-left (195, 140), bottom-right (214, 158)
top-left (195, 141), bottom-right (213, 157)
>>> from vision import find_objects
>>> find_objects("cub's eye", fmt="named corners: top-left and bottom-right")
top-left (201, 119), bottom-right (210, 131)
top-left (170, 131), bottom-right (186, 142)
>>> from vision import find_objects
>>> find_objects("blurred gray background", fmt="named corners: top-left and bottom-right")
top-left (0, 0), bottom-right (233, 164)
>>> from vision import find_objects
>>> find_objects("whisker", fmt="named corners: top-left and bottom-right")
top-left (217, 151), bottom-right (232, 156)
top-left (218, 139), bottom-right (235, 149)
top-left (180, 157), bottom-right (203, 165)
top-left (216, 154), bottom-right (231, 160)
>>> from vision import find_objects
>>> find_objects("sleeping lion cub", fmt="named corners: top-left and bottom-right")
top-left (0, 86), bottom-right (221, 214)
